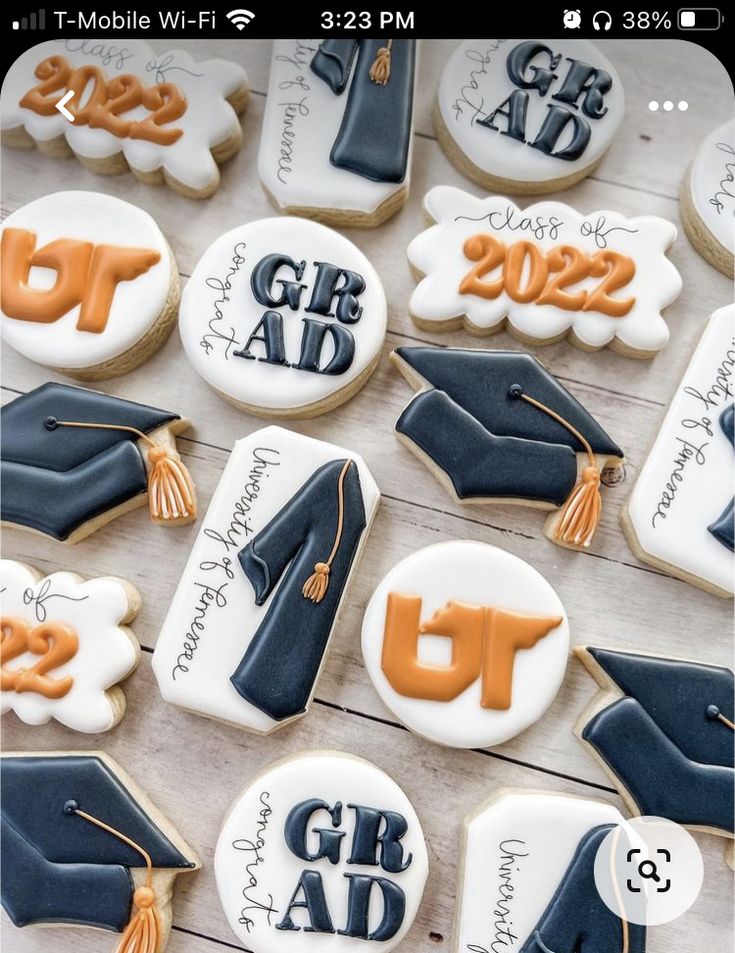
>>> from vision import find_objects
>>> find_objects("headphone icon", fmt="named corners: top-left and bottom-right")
top-left (593, 10), bottom-right (613, 30)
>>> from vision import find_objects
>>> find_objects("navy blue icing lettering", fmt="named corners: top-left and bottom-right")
top-left (338, 874), bottom-right (406, 941)
top-left (276, 870), bottom-right (335, 933)
top-left (230, 458), bottom-right (366, 721)
top-left (0, 382), bottom-right (180, 541)
top-left (310, 39), bottom-right (416, 184)
top-left (284, 799), bottom-right (346, 865)
top-left (580, 649), bottom-right (734, 833)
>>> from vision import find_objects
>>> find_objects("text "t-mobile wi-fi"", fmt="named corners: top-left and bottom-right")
top-left (227, 8), bottom-right (255, 29)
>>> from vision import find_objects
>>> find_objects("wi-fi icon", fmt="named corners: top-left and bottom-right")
top-left (226, 8), bottom-right (255, 29)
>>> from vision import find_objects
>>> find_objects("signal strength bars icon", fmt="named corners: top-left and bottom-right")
top-left (12, 8), bottom-right (45, 28)
top-left (226, 8), bottom-right (255, 30)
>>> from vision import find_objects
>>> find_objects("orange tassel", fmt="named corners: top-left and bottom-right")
top-left (147, 446), bottom-right (196, 523)
top-left (302, 562), bottom-right (330, 603)
top-left (554, 465), bottom-right (602, 549)
top-left (370, 41), bottom-right (393, 85)
top-left (116, 886), bottom-right (162, 953)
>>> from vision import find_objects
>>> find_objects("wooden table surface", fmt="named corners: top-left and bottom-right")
top-left (2, 38), bottom-right (733, 953)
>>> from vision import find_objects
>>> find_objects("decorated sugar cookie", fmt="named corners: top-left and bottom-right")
top-left (1, 191), bottom-right (180, 379)
top-left (179, 217), bottom-right (387, 417)
top-left (436, 40), bottom-right (624, 194)
top-left (1, 751), bottom-right (199, 952)
top-left (2, 39), bottom-right (249, 197)
top-left (1, 382), bottom-right (196, 543)
top-left (362, 541), bottom-right (568, 748)
top-left (152, 427), bottom-right (379, 733)
top-left (1, 560), bottom-right (140, 732)
top-left (259, 39), bottom-right (417, 227)
top-left (575, 646), bottom-right (734, 839)
top-left (407, 187), bottom-right (681, 357)
top-left (455, 790), bottom-right (645, 953)
top-left (392, 347), bottom-right (624, 550)
top-left (680, 118), bottom-right (734, 277)
top-left (622, 305), bottom-right (734, 597)
top-left (215, 751), bottom-right (428, 953)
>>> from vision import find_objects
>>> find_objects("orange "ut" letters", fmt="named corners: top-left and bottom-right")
top-left (381, 594), bottom-right (562, 710)
top-left (1, 228), bottom-right (160, 334)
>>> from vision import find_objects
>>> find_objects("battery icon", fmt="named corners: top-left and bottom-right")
top-left (678, 7), bottom-right (722, 28)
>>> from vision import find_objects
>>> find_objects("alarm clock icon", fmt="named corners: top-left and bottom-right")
top-left (563, 9), bottom-right (582, 28)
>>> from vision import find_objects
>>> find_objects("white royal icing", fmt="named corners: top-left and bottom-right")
top-left (1, 39), bottom-right (247, 192)
top-left (408, 186), bottom-right (681, 354)
top-left (626, 305), bottom-right (735, 596)
top-left (179, 216), bottom-right (387, 414)
top-left (455, 791), bottom-right (624, 952)
top-left (690, 118), bottom-right (735, 257)
top-left (361, 540), bottom-right (569, 748)
top-left (258, 40), bottom-right (415, 217)
top-left (152, 426), bottom-right (380, 733)
top-left (0, 560), bottom-right (138, 733)
top-left (215, 751), bottom-right (428, 953)
top-left (437, 39), bottom-right (624, 184)
top-left (0, 190), bottom-right (172, 369)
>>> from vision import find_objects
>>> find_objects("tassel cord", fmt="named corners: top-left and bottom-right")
top-left (302, 459), bottom-right (352, 604)
top-left (517, 393), bottom-right (597, 471)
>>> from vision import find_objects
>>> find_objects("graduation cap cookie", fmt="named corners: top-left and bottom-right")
top-left (455, 790), bottom-right (645, 953)
top-left (575, 646), bottom-right (734, 839)
top-left (391, 346), bottom-right (624, 549)
top-left (1, 382), bottom-right (196, 543)
top-left (1, 751), bottom-right (199, 952)
top-left (1, 559), bottom-right (140, 733)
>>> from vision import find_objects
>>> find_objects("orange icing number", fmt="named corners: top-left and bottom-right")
top-left (19, 55), bottom-right (186, 146)
top-left (1, 229), bottom-right (160, 333)
top-left (458, 233), bottom-right (636, 317)
top-left (381, 594), bottom-right (561, 711)
top-left (1, 617), bottom-right (79, 699)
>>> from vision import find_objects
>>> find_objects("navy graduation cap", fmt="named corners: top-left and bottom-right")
top-left (575, 647), bottom-right (735, 836)
top-left (1, 753), bottom-right (199, 953)
top-left (391, 347), bottom-right (624, 549)
top-left (1, 382), bottom-right (196, 543)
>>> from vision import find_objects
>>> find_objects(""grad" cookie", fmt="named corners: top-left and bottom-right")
top-left (260, 39), bottom-right (417, 227)
top-left (622, 304), bottom-right (734, 597)
top-left (1, 191), bottom-right (180, 379)
top-left (2, 39), bottom-right (249, 197)
top-left (407, 186), bottom-right (681, 358)
top-left (362, 541), bottom-right (569, 748)
top-left (215, 751), bottom-right (428, 953)
top-left (178, 217), bottom-right (387, 417)
top-left (152, 426), bottom-right (380, 733)
top-left (680, 118), bottom-right (735, 277)
top-left (1, 560), bottom-right (140, 733)
top-left (435, 40), bottom-right (624, 194)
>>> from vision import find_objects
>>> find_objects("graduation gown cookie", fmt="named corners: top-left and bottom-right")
top-left (152, 426), bottom-right (380, 733)
top-left (1, 382), bottom-right (196, 543)
top-left (1, 752), bottom-right (199, 952)
top-left (391, 346), bottom-right (624, 549)
top-left (575, 646), bottom-right (735, 838)
top-left (455, 790), bottom-right (645, 953)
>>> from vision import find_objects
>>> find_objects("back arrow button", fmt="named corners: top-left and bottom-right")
top-left (55, 90), bottom-right (75, 122)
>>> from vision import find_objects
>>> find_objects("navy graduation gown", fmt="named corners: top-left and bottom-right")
top-left (231, 459), bottom-right (367, 721)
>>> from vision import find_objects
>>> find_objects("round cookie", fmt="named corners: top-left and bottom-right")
top-left (0, 559), bottom-right (141, 732)
top-left (2, 39), bottom-right (249, 198)
top-left (1, 191), bottom-right (180, 380)
top-left (435, 40), bottom-right (624, 194)
top-left (214, 751), bottom-right (428, 953)
top-left (680, 118), bottom-right (735, 277)
top-left (361, 540), bottom-right (569, 748)
top-left (179, 217), bottom-right (387, 417)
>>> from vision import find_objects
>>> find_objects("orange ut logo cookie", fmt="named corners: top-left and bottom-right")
top-left (1, 228), bottom-right (160, 333)
top-left (381, 594), bottom-right (562, 710)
